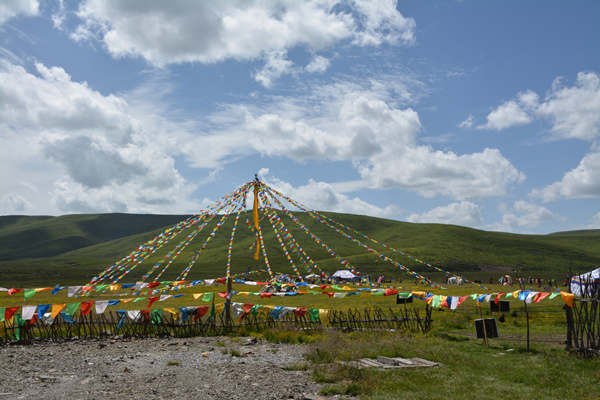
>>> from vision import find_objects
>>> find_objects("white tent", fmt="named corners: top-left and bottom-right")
top-left (570, 267), bottom-right (600, 297)
top-left (305, 273), bottom-right (320, 279)
top-left (332, 270), bottom-right (356, 280)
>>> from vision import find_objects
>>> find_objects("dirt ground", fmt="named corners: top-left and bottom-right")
top-left (0, 337), bottom-right (337, 400)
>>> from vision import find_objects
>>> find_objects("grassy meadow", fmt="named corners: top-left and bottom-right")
top-left (1, 212), bottom-right (598, 399)
top-left (1, 211), bottom-right (600, 287)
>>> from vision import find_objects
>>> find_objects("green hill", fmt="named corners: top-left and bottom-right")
top-left (0, 212), bottom-right (599, 287)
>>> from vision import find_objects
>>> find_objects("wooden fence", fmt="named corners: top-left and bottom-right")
top-left (566, 299), bottom-right (600, 357)
top-left (0, 305), bottom-right (432, 345)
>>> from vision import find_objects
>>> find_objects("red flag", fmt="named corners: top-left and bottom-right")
top-left (147, 282), bottom-right (160, 288)
top-left (534, 292), bottom-right (550, 303)
top-left (194, 306), bottom-right (209, 320)
top-left (80, 302), bottom-right (93, 316)
top-left (243, 303), bottom-right (254, 314)
top-left (146, 297), bottom-right (160, 308)
top-left (7, 288), bottom-right (23, 296)
top-left (324, 292), bottom-right (335, 297)
top-left (384, 289), bottom-right (398, 296)
top-left (294, 307), bottom-right (308, 317)
top-left (495, 293), bottom-right (505, 304)
top-left (320, 285), bottom-right (331, 290)
top-left (457, 296), bottom-right (469, 308)
top-left (216, 278), bottom-right (226, 285)
top-left (5, 306), bottom-right (19, 320)
top-left (141, 309), bottom-right (151, 322)
top-left (217, 292), bottom-right (228, 298)
top-left (260, 293), bottom-right (273, 298)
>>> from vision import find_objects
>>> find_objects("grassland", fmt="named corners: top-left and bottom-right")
top-left (2, 212), bottom-right (598, 399)
top-left (1, 212), bottom-right (599, 288)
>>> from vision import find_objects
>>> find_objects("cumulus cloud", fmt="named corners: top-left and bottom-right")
top-left (181, 77), bottom-right (524, 201)
top-left (536, 72), bottom-right (600, 141)
top-left (479, 99), bottom-right (532, 130)
top-left (406, 201), bottom-right (482, 227)
top-left (254, 50), bottom-right (294, 88)
top-left (458, 114), bottom-right (473, 128)
top-left (0, 0), bottom-right (38, 25)
top-left (531, 150), bottom-right (600, 202)
top-left (69, 0), bottom-right (414, 84)
top-left (0, 193), bottom-right (32, 214)
top-left (490, 200), bottom-right (556, 232)
top-left (0, 60), bottom-right (197, 214)
top-left (589, 212), bottom-right (600, 229)
top-left (479, 72), bottom-right (600, 140)
top-left (305, 55), bottom-right (330, 73)
top-left (258, 170), bottom-right (399, 218)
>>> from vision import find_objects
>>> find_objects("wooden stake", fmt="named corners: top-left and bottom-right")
top-left (478, 304), bottom-right (488, 347)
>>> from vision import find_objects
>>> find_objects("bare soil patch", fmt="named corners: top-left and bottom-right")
top-left (0, 337), bottom-right (333, 399)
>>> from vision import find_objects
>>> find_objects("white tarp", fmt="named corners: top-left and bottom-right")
top-left (332, 270), bottom-right (356, 279)
top-left (571, 267), bottom-right (600, 297)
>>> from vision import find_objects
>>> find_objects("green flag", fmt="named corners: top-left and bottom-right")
top-left (24, 289), bottom-right (36, 300)
top-left (397, 292), bottom-right (412, 298)
top-left (0, 307), bottom-right (5, 323)
top-left (209, 302), bottom-right (215, 320)
top-left (95, 284), bottom-right (108, 292)
top-left (308, 308), bottom-right (320, 323)
top-left (133, 297), bottom-right (146, 303)
top-left (14, 314), bottom-right (25, 341)
top-left (202, 292), bottom-right (214, 302)
top-left (151, 309), bottom-right (162, 325)
top-left (250, 304), bottom-right (262, 315)
top-left (65, 302), bottom-right (81, 316)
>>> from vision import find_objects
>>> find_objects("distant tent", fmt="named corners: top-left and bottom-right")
top-left (305, 273), bottom-right (320, 279)
top-left (571, 267), bottom-right (600, 297)
top-left (332, 270), bottom-right (357, 280)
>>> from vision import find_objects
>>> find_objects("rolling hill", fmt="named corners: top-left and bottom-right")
top-left (0, 212), bottom-right (599, 287)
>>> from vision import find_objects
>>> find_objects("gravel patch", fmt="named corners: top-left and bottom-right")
top-left (0, 337), bottom-right (335, 399)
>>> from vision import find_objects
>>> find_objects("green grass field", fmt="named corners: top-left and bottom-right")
top-left (1, 211), bottom-right (599, 288)
top-left (1, 212), bottom-right (598, 399)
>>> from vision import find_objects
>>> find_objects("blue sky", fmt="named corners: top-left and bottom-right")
top-left (0, 0), bottom-right (599, 234)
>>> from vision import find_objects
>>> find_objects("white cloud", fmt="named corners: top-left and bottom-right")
top-left (531, 150), bottom-right (600, 201)
top-left (406, 201), bottom-right (482, 227)
top-left (305, 55), bottom-right (330, 73)
top-left (254, 50), bottom-right (294, 88)
top-left (358, 147), bottom-right (525, 200)
top-left (0, 193), bottom-right (32, 214)
top-left (536, 72), bottom-right (600, 141)
top-left (0, 0), bottom-right (38, 25)
top-left (70, 1), bottom-right (415, 84)
top-left (479, 99), bottom-right (532, 130)
top-left (490, 200), bottom-right (556, 232)
top-left (259, 170), bottom-right (399, 218)
top-left (458, 114), bottom-right (473, 128)
top-left (479, 72), bottom-right (600, 140)
top-left (0, 60), bottom-right (198, 214)
top-left (181, 77), bottom-right (524, 201)
top-left (589, 212), bottom-right (600, 229)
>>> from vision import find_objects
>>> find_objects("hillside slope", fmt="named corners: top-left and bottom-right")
top-left (0, 212), bottom-right (599, 286)
top-left (0, 214), bottom-right (188, 261)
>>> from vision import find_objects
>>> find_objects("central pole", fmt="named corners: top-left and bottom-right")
top-left (253, 177), bottom-right (261, 261)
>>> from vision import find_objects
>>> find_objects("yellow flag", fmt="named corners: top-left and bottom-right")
top-left (51, 303), bottom-right (66, 319)
top-left (561, 291), bottom-right (575, 307)
top-left (192, 293), bottom-right (202, 300)
top-left (253, 184), bottom-right (260, 260)
top-left (121, 298), bottom-right (133, 303)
